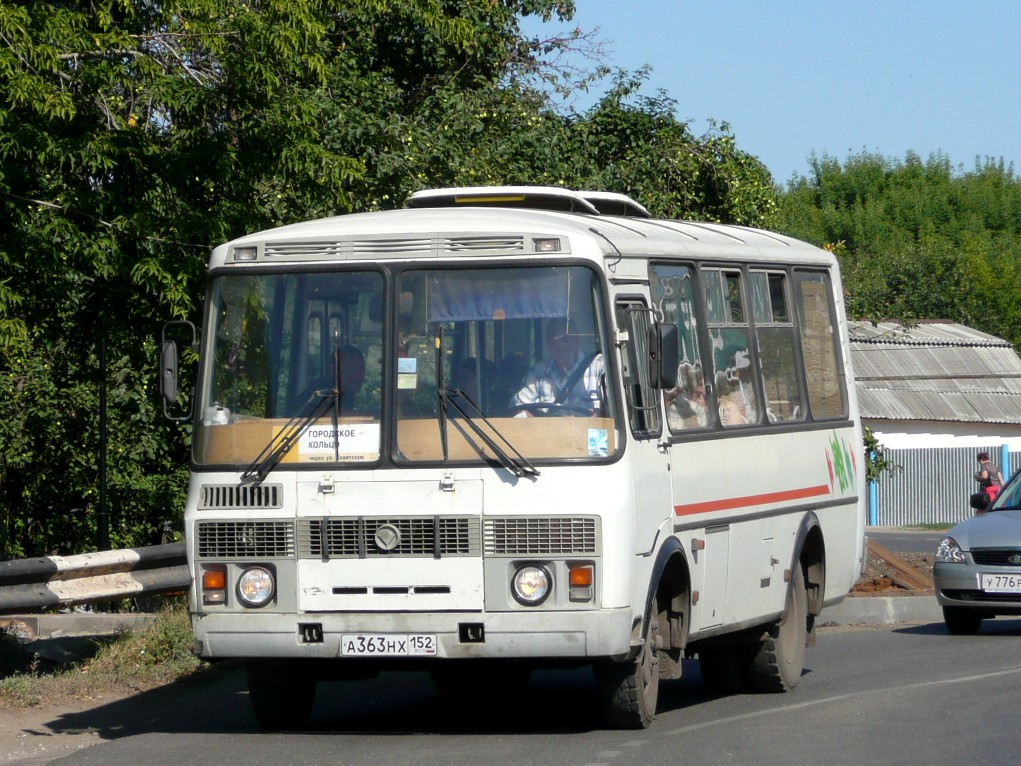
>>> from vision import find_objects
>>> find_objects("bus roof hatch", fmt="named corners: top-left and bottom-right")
top-left (406, 186), bottom-right (651, 218)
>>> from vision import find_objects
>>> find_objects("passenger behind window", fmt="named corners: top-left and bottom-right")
top-left (298, 345), bottom-right (375, 417)
top-left (489, 352), bottom-right (529, 416)
top-left (717, 350), bottom-right (758, 426)
top-left (666, 361), bottom-right (709, 429)
top-left (450, 356), bottom-right (496, 413)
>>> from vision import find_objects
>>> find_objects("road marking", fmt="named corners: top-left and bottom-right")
top-left (662, 665), bottom-right (1021, 736)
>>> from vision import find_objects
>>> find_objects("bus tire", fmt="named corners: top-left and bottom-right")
top-left (747, 565), bottom-right (808, 692)
top-left (247, 659), bottom-right (316, 730)
top-left (595, 596), bottom-right (660, 729)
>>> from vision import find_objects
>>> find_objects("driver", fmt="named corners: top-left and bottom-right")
top-left (510, 318), bottom-right (604, 416)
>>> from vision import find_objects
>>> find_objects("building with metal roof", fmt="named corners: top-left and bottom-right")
top-left (849, 320), bottom-right (1021, 525)
top-left (851, 320), bottom-right (1021, 449)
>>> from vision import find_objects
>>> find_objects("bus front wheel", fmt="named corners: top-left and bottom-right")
top-left (595, 596), bottom-right (661, 729)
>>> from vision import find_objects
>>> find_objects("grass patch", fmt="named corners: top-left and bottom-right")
top-left (904, 523), bottom-right (954, 531)
top-left (0, 599), bottom-right (203, 710)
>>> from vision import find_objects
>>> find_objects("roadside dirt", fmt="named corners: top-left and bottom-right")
top-left (852, 541), bottom-right (934, 595)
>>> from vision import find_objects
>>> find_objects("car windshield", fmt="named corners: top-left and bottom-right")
top-left (990, 471), bottom-right (1021, 510)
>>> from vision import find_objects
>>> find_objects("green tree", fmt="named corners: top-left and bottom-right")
top-left (0, 0), bottom-right (579, 557)
top-left (777, 151), bottom-right (1021, 345)
top-left (555, 69), bottom-right (778, 226)
top-left (1, 0), bottom-right (780, 558)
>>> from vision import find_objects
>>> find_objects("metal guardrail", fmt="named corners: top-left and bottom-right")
top-left (0, 543), bottom-right (190, 614)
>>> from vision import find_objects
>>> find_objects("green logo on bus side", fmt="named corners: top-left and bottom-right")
top-left (828, 432), bottom-right (858, 493)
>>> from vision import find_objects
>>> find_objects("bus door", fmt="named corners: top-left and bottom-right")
top-left (614, 295), bottom-right (673, 557)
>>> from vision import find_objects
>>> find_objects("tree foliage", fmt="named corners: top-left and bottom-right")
top-left (1, 0), bottom-right (778, 558)
top-left (558, 69), bottom-right (778, 224)
top-left (777, 151), bottom-right (1021, 345)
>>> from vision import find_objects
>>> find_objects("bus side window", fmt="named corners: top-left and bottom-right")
top-left (750, 271), bottom-right (805, 422)
top-left (794, 270), bottom-right (848, 419)
top-left (650, 263), bottom-right (713, 432)
top-left (703, 268), bottom-right (761, 427)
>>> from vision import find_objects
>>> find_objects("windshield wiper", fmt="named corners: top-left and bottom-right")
top-left (438, 388), bottom-right (539, 479)
top-left (242, 331), bottom-right (351, 484)
top-left (241, 391), bottom-right (336, 484)
top-left (431, 328), bottom-right (535, 478)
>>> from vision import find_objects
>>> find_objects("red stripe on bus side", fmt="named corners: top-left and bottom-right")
top-left (673, 484), bottom-right (831, 516)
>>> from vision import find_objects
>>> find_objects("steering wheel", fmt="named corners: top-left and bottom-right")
top-left (507, 401), bottom-right (594, 417)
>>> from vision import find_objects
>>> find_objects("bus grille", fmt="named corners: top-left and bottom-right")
top-left (297, 517), bottom-right (480, 558)
top-left (196, 521), bottom-right (295, 558)
top-left (483, 517), bottom-right (599, 555)
top-left (199, 484), bottom-right (283, 510)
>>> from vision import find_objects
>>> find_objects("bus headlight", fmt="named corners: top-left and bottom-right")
top-left (237, 566), bottom-right (275, 607)
top-left (512, 565), bottom-right (551, 605)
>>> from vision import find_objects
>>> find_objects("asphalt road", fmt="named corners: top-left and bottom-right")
top-left (25, 619), bottom-right (1021, 766)
top-left (868, 526), bottom-right (943, 554)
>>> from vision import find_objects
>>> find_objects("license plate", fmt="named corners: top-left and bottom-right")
top-left (980, 573), bottom-right (1021, 593)
top-left (340, 633), bottom-right (437, 656)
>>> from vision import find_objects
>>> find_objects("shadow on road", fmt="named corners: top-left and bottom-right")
top-left (37, 658), bottom-right (746, 742)
top-left (895, 616), bottom-right (1021, 637)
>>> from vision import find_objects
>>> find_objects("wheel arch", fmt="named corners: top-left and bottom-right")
top-left (646, 535), bottom-right (692, 678)
top-left (793, 511), bottom-right (826, 618)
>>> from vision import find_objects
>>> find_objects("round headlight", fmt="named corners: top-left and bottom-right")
top-left (512, 565), bottom-right (551, 605)
top-left (237, 566), bottom-right (275, 607)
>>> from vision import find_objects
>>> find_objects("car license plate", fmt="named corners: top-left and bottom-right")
top-left (980, 573), bottom-right (1021, 593)
top-left (340, 633), bottom-right (437, 656)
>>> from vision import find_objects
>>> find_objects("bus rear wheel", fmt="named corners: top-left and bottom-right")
top-left (247, 659), bottom-right (317, 730)
top-left (747, 565), bottom-right (808, 692)
top-left (595, 596), bottom-right (661, 729)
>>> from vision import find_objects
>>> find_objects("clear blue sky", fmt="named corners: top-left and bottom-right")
top-left (524, 1), bottom-right (1020, 182)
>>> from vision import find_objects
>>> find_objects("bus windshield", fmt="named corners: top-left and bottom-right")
top-left (193, 263), bottom-right (618, 469)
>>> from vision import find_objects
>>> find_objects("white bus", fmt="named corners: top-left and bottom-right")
top-left (162, 186), bottom-right (866, 729)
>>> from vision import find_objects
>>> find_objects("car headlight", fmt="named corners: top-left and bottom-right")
top-left (936, 536), bottom-right (966, 564)
top-left (512, 565), bottom-right (552, 605)
top-left (237, 566), bottom-right (275, 607)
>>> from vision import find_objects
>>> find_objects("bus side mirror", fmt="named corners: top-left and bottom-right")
top-left (161, 320), bottom-right (197, 423)
top-left (648, 323), bottom-right (678, 389)
top-left (161, 341), bottom-right (178, 405)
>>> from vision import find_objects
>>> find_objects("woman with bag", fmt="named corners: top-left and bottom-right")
top-left (975, 451), bottom-right (1004, 504)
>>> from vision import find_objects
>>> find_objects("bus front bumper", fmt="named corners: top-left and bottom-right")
top-left (191, 608), bottom-right (634, 661)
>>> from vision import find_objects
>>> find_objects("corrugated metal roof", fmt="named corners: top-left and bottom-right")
top-left (849, 321), bottom-right (1021, 424)
top-left (849, 320), bottom-right (1009, 347)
